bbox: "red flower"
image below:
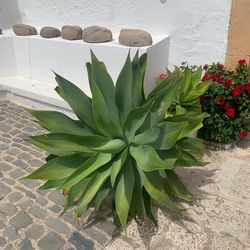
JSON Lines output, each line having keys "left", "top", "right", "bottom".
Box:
{"left": 239, "top": 130, "right": 248, "bottom": 139}
{"left": 203, "top": 64, "right": 208, "bottom": 70}
{"left": 218, "top": 97, "right": 225, "bottom": 106}
{"left": 159, "top": 73, "right": 167, "bottom": 79}
{"left": 217, "top": 64, "right": 224, "bottom": 70}
{"left": 202, "top": 74, "right": 211, "bottom": 81}
{"left": 200, "top": 95, "right": 205, "bottom": 103}
{"left": 232, "top": 85, "right": 242, "bottom": 97}
{"left": 224, "top": 80, "right": 232, "bottom": 86}
{"left": 244, "top": 82, "right": 250, "bottom": 94}
{"left": 238, "top": 59, "right": 246, "bottom": 65}
{"left": 224, "top": 104, "right": 235, "bottom": 117}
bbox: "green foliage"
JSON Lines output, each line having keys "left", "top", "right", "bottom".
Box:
{"left": 25, "top": 51, "right": 208, "bottom": 230}
{"left": 197, "top": 61, "right": 250, "bottom": 144}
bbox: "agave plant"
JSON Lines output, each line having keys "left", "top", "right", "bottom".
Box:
{"left": 25, "top": 51, "right": 209, "bottom": 230}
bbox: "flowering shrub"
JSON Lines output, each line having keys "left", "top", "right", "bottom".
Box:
{"left": 197, "top": 60, "right": 250, "bottom": 144}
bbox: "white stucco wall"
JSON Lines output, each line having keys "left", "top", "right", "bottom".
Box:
{"left": 0, "top": 0, "right": 232, "bottom": 66}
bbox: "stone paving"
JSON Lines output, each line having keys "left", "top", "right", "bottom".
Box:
{"left": 0, "top": 100, "right": 250, "bottom": 250}
{"left": 0, "top": 101, "right": 115, "bottom": 250}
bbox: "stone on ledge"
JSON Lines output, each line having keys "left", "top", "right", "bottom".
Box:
{"left": 40, "top": 26, "right": 61, "bottom": 38}
{"left": 0, "top": 28, "right": 2, "bottom": 35}
{"left": 13, "top": 24, "right": 37, "bottom": 36}
{"left": 61, "top": 25, "right": 82, "bottom": 40}
{"left": 82, "top": 26, "right": 112, "bottom": 43}
{"left": 119, "top": 29, "right": 153, "bottom": 47}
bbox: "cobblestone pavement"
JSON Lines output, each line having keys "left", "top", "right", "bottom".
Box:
{"left": 0, "top": 101, "right": 115, "bottom": 250}
{"left": 1, "top": 100, "right": 250, "bottom": 250}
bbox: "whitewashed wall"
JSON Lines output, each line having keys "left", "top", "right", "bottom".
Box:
{"left": 0, "top": 0, "right": 232, "bottom": 66}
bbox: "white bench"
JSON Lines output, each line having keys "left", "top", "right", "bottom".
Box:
{"left": 0, "top": 29, "right": 170, "bottom": 112}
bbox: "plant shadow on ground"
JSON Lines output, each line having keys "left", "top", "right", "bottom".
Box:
{"left": 79, "top": 166, "right": 216, "bottom": 249}
{"left": 135, "top": 166, "right": 217, "bottom": 248}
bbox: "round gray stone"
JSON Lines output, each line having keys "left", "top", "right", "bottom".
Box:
{"left": 40, "top": 26, "right": 61, "bottom": 38}
{"left": 62, "top": 25, "right": 82, "bottom": 40}
{"left": 119, "top": 28, "right": 153, "bottom": 47}
{"left": 13, "top": 24, "right": 37, "bottom": 36}
{"left": 82, "top": 26, "right": 112, "bottom": 43}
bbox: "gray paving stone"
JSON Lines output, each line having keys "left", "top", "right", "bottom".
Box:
{"left": 18, "top": 200, "right": 34, "bottom": 209}
{"left": 2, "top": 178, "right": 15, "bottom": 185}
{"left": 36, "top": 197, "right": 48, "bottom": 206}
{"left": 28, "top": 158, "right": 44, "bottom": 167}
{"left": 0, "top": 203, "right": 17, "bottom": 216}
{"left": 0, "top": 163, "right": 12, "bottom": 171}
{"left": 25, "top": 225, "right": 45, "bottom": 239}
{"left": 4, "top": 243, "right": 15, "bottom": 250}
{"left": 45, "top": 218, "right": 70, "bottom": 234}
{"left": 48, "top": 190, "right": 66, "bottom": 206}
{"left": 0, "top": 143, "right": 8, "bottom": 150}
{"left": 8, "top": 192, "right": 23, "bottom": 202}
{"left": 84, "top": 227, "right": 107, "bottom": 245}
{"left": 38, "top": 232, "right": 65, "bottom": 250}
{"left": 0, "top": 236, "right": 6, "bottom": 247}
{"left": 69, "top": 231, "right": 94, "bottom": 250}
{"left": 48, "top": 204, "right": 62, "bottom": 214}
{"left": 19, "top": 239, "right": 34, "bottom": 250}
{"left": 10, "top": 211, "right": 33, "bottom": 229}
{"left": 5, "top": 148, "right": 21, "bottom": 155}
{"left": 0, "top": 219, "right": 5, "bottom": 229}
{"left": 19, "top": 152, "right": 32, "bottom": 161}
{"left": 12, "top": 159, "right": 28, "bottom": 169}
{"left": 29, "top": 206, "right": 47, "bottom": 219}
{"left": 3, "top": 227, "right": 21, "bottom": 241}
{"left": 15, "top": 186, "right": 36, "bottom": 199}
{"left": 0, "top": 124, "right": 12, "bottom": 132}
{"left": 9, "top": 169, "right": 25, "bottom": 178}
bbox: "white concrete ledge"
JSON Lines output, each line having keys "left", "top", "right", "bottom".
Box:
{"left": 0, "top": 29, "right": 170, "bottom": 109}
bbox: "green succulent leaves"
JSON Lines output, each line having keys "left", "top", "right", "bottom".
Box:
{"left": 26, "top": 51, "right": 208, "bottom": 230}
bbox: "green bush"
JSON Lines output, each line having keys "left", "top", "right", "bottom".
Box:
{"left": 25, "top": 51, "right": 208, "bottom": 230}
{"left": 198, "top": 60, "right": 250, "bottom": 144}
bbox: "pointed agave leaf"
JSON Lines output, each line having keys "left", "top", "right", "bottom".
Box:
{"left": 132, "top": 51, "right": 144, "bottom": 107}
{"left": 75, "top": 165, "right": 111, "bottom": 217}
{"left": 28, "top": 110, "right": 92, "bottom": 135}
{"left": 91, "top": 82, "right": 123, "bottom": 137}
{"left": 91, "top": 51, "right": 121, "bottom": 127}
{"left": 124, "top": 100, "right": 154, "bottom": 143}
{"left": 61, "top": 177, "right": 91, "bottom": 215}
{"left": 95, "top": 181, "right": 111, "bottom": 211}
{"left": 165, "top": 113, "right": 210, "bottom": 139}
{"left": 177, "top": 137, "right": 205, "bottom": 156}
{"left": 139, "top": 53, "right": 147, "bottom": 87}
{"left": 39, "top": 178, "right": 67, "bottom": 190}
{"left": 132, "top": 168, "right": 146, "bottom": 218}
{"left": 164, "top": 170, "right": 194, "bottom": 201}
{"left": 54, "top": 72, "right": 96, "bottom": 129}
{"left": 115, "top": 52, "right": 133, "bottom": 123}
{"left": 110, "top": 148, "right": 128, "bottom": 187}
{"left": 133, "top": 121, "right": 188, "bottom": 150}
{"left": 176, "top": 147, "right": 208, "bottom": 166}
{"left": 115, "top": 158, "right": 134, "bottom": 230}
{"left": 130, "top": 145, "right": 175, "bottom": 172}
{"left": 61, "top": 153, "right": 112, "bottom": 189}
{"left": 25, "top": 153, "right": 90, "bottom": 180}
{"left": 138, "top": 169, "right": 182, "bottom": 211}
{"left": 45, "top": 154, "right": 57, "bottom": 162}
{"left": 142, "top": 189, "right": 157, "bottom": 225}
{"left": 30, "top": 133, "right": 125, "bottom": 155}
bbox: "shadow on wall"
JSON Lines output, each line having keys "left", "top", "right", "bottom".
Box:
{"left": 0, "top": 0, "right": 22, "bottom": 28}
